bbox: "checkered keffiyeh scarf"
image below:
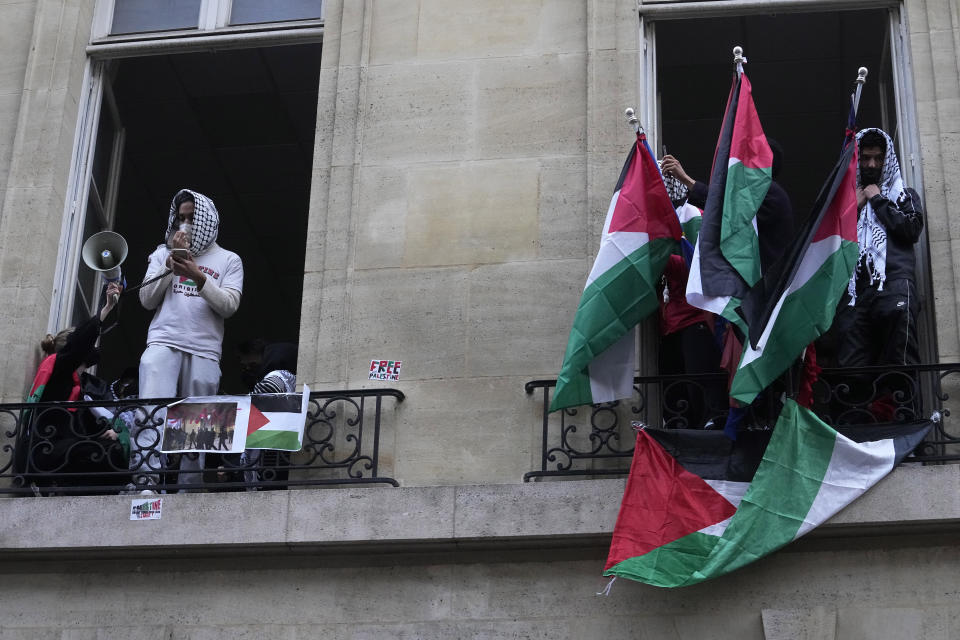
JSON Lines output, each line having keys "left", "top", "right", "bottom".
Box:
{"left": 848, "top": 128, "right": 905, "bottom": 304}
{"left": 165, "top": 188, "right": 219, "bottom": 254}
{"left": 658, "top": 159, "right": 689, "bottom": 204}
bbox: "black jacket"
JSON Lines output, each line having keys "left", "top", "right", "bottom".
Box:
{"left": 855, "top": 187, "right": 924, "bottom": 291}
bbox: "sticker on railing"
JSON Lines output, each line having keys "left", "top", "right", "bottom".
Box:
{"left": 130, "top": 497, "right": 163, "bottom": 520}
{"left": 369, "top": 359, "right": 402, "bottom": 381}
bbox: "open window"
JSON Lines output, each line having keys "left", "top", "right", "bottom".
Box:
{"left": 640, "top": 5, "right": 932, "bottom": 377}
{"left": 51, "top": 2, "right": 323, "bottom": 392}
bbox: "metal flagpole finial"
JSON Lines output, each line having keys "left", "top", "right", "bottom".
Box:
{"left": 852, "top": 66, "right": 869, "bottom": 117}
{"left": 625, "top": 107, "right": 642, "bottom": 133}
{"left": 733, "top": 45, "right": 747, "bottom": 74}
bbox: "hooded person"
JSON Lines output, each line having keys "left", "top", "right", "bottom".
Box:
{"left": 835, "top": 128, "right": 924, "bottom": 370}
{"left": 134, "top": 188, "right": 244, "bottom": 491}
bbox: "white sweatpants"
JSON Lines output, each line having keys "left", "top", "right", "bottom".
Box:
{"left": 135, "top": 345, "right": 221, "bottom": 489}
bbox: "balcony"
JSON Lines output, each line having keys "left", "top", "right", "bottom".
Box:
{"left": 524, "top": 363, "right": 960, "bottom": 481}
{"left": 0, "top": 388, "right": 403, "bottom": 495}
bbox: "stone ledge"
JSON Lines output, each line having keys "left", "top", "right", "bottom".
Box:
{"left": 0, "top": 464, "right": 957, "bottom": 560}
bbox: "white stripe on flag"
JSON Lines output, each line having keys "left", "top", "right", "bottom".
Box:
{"left": 587, "top": 330, "right": 637, "bottom": 403}
{"left": 793, "top": 433, "right": 895, "bottom": 539}
{"left": 700, "top": 479, "right": 750, "bottom": 537}
{"left": 685, "top": 241, "right": 732, "bottom": 315}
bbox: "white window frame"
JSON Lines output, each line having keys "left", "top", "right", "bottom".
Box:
{"left": 47, "top": 0, "right": 325, "bottom": 333}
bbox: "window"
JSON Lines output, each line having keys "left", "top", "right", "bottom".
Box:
{"left": 111, "top": 0, "right": 202, "bottom": 34}
{"left": 95, "top": 0, "right": 324, "bottom": 38}
{"left": 637, "top": 3, "right": 931, "bottom": 381}
{"left": 50, "top": 2, "right": 324, "bottom": 390}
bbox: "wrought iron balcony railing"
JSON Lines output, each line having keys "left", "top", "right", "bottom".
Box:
{"left": 0, "top": 388, "right": 403, "bottom": 495}
{"left": 524, "top": 363, "right": 960, "bottom": 481}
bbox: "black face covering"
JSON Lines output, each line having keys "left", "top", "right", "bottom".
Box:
{"left": 860, "top": 166, "right": 882, "bottom": 187}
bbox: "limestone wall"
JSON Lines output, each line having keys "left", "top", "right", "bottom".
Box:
{"left": 300, "top": 0, "right": 640, "bottom": 486}
{"left": 0, "top": 0, "right": 93, "bottom": 402}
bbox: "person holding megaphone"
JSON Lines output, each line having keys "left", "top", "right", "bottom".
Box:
{"left": 133, "top": 188, "right": 244, "bottom": 491}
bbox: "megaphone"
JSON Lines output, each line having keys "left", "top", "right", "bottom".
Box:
{"left": 82, "top": 230, "right": 128, "bottom": 303}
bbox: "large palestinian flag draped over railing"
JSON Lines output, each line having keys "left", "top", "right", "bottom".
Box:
{"left": 730, "top": 135, "right": 860, "bottom": 404}
{"left": 687, "top": 71, "right": 770, "bottom": 328}
{"left": 603, "top": 399, "right": 933, "bottom": 588}
{"left": 550, "top": 134, "right": 682, "bottom": 412}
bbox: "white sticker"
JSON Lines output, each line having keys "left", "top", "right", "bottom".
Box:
{"left": 130, "top": 497, "right": 163, "bottom": 520}
{"left": 368, "top": 359, "right": 402, "bottom": 381}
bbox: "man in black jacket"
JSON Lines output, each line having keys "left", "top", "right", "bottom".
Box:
{"left": 836, "top": 127, "right": 924, "bottom": 369}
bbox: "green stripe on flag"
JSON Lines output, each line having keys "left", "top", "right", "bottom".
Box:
{"left": 605, "top": 531, "right": 717, "bottom": 588}
{"left": 246, "top": 430, "right": 302, "bottom": 451}
{"left": 721, "top": 163, "right": 771, "bottom": 286}
{"left": 698, "top": 400, "right": 836, "bottom": 579}
{"left": 551, "top": 236, "right": 677, "bottom": 411}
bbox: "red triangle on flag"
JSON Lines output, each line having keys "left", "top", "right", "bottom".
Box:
{"left": 247, "top": 403, "right": 270, "bottom": 437}
{"left": 604, "top": 430, "right": 738, "bottom": 571}
{"left": 608, "top": 138, "right": 682, "bottom": 241}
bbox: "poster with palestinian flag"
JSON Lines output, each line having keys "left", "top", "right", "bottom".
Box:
{"left": 246, "top": 385, "right": 311, "bottom": 451}
{"left": 603, "top": 399, "right": 933, "bottom": 588}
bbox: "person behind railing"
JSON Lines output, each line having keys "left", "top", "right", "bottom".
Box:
{"left": 134, "top": 189, "right": 244, "bottom": 492}
{"left": 655, "top": 163, "right": 724, "bottom": 429}
{"left": 833, "top": 128, "right": 924, "bottom": 421}
{"left": 20, "top": 282, "right": 129, "bottom": 494}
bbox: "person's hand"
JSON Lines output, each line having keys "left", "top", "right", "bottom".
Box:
{"left": 170, "top": 229, "right": 190, "bottom": 249}
{"left": 100, "top": 281, "right": 123, "bottom": 320}
{"left": 661, "top": 155, "right": 695, "bottom": 188}
{"left": 856, "top": 187, "right": 868, "bottom": 210}
{"left": 170, "top": 251, "right": 207, "bottom": 290}
{"left": 99, "top": 428, "right": 119, "bottom": 441}
{"left": 863, "top": 184, "right": 881, "bottom": 200}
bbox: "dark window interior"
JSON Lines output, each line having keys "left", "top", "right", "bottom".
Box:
{"left": 98, "top": 43, "right": 320, "bottom": 393}
{"left": 656, "top": 9, "right": 896, "bottom": 218}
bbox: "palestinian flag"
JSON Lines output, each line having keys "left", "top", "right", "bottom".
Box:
{"left": 686, "top": 71, "right": 770, "bottom": 329}
{"left": 550, "top": 134, "right": 681, "bottom": 412}
{"left": 603, "top": 399, "right": 932, "bottom": 588}
{"left": 731, "top": 136, "right": 859, "bottom": 404}
{"left": 246, "top": 384, "right": 310, "bottom": 450}
{"left": 720, "top": 73, "right": 772, "bottom": 287}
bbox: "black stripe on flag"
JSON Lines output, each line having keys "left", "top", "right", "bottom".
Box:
{"left": 646, "top": 416, "right": 934, "bottom": 483}
{"left": 252, "top": 393, "right": 302, "bottom": 413}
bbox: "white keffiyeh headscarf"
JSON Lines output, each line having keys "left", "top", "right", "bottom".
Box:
{"left": 848, "top": 128, "right": 905, "bottom": 305}
{"left": 165, "top": 188, "right": 220, "bottom": 255}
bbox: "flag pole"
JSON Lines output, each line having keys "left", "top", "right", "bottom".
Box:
{"left": 733, "top": 45, "right": 746, "bottom": 76}
{"left": 852, "top": 66, "right": 868, "bottom": 118}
